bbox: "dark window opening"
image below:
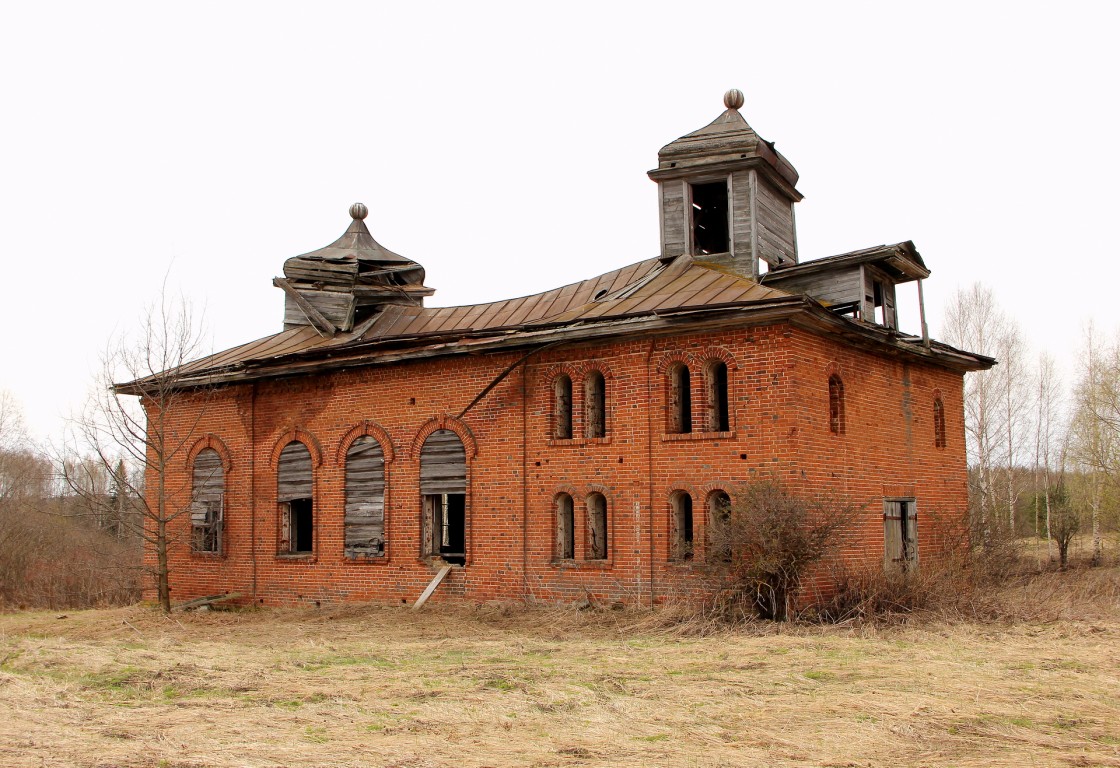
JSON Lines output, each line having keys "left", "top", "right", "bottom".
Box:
{"left": 426, "top": 493, "right": 466, "bottom": 565}
{"left": 587, "top": 493, "right": 608, "bottom": 560}
{"left": 671, "top": 492, "right": 694, "bottom": 561}
{"left": 934, "top": 398, "right": 946, "bottom": 449}
{"left": 553, "top": 374, "right": 573, "bottom": 440}
{"left": 277, "top": 441, "right": 314, "bottom": 555}
{"left": 707, "top": 361, "right": 729, "bottom": 432}
{"left": 669, "top": 363, "right": 692, "bottom": 434}
{"left": 584, "top": 370, "right": 606, "bottom": 438}
{"left": 691, "top": 181, "right": 729, "bottom": 255}
{"left": 420, "top": 429, "right": 468, "bottom": 565}
{"left": 286, "top": 498, "right": 314, "bottom": 554}
{"left": 828, "top": 375, "right": 845, "bottom": 435}
{"left": 556, "top": 493, "right": 574, "bottom": 559}
{"left": 708, "top": 491, "right": 732, "bottom": 563}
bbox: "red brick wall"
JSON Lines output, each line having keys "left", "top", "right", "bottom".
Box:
{"left": 144, "top": 320, "right": 969, "bottom": 607}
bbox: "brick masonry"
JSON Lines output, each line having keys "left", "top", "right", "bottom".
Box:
{"left": 144, "top": 317, "right": 967, "bottom": 608}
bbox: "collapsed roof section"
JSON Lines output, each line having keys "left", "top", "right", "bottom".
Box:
{"left": 276, "top": 202, "right": 434, "bottom": 336}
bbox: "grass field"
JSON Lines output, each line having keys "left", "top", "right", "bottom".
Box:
{"left": 1, "top": 570, "right": 1118, "bottom": 767}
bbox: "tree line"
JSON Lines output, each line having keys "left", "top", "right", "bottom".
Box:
{"left": 943, "top": 284, "right": 1120, "bottom": 568}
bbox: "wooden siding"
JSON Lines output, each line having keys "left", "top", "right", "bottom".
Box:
{"left": 771, "top": 266, "right": 863, "bottom": 308}
{"left": 191, "top": 448, "right": 223, "bottom": 524}
{"left": 345, "top": 436, "right": 385, "bottom": 556}
{"left": 660, "top": 180, "right": 687, "bottom": 258}
{"left": 730, "top": 169, "right": 755, "bottom": 275}
{"left": 277, "top": 442, "right": 313, "bottom": 501}
{"left": 755, "top": 177, "right": 797, "bottom": 267}
{"left": 283, "top": 289, "right": 356, "bottom": 331}
{"left": 419, "top": 430, "right": 466, "bottom": 495}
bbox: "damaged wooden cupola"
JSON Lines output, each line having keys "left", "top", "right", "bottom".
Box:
{"left": 124, "top": 89, "right": 992, "bottom": 609}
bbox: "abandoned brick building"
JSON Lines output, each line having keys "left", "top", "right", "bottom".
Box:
{"left": 127, "top": 90, "right": 992, "bottom": 607}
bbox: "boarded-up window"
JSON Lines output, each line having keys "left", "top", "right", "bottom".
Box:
{"left": 884, "top": 499, "right": 917, "bottom": 568}
{"left": 670, "top": 492, "right": 694, "bottom": 561}
{"left": 191, "top": 448, "right": 223, "bottom": 554}
{"left": 669, "top": 363, "right": 692, "bottom": 434}
{"left": 553, "top": 374, "right": 573, "bottom": 440}
{"left": 584, "top": 370, "right": 606, "bottom": 438}
{"left": 345, "top": 436, "right": 385, "bottom": 558}
{"left": 277, "top": 441, "right": 313, "bottom": 554}
{"left": 706, "top": 361, "right": 729, "bottom": 432}
{"left": 934, "top": 398, "right": 946, "bottom": 449}
{"left": 421, "top": 430, "right": 467, "bottom": 564}
{"left": 555, "top": 493, "right": 574, "bottom": 559}
{"left": 587, "top": 493, "right": 608, "bottom": 560}
{"left": 708, "top": 490, "right": 731, "bottom": 562}
{"left": 828, "top": 375, "right": 845, "bottom": 435}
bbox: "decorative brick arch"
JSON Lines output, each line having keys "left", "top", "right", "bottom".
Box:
{"left": 655, "top": 350, "right": 693, "bottom": 375}
{"left": 825, "top": 360, "right": 844, "bottom": 379}
{"left": 334, "top": 420, "right": 396, "bottom": 466}
{"left": 665, "top": 482, "right": 699, "bottom": 499}
{"left": 269, "top": 428, "right": 324, "bottom": 468}
{"left": 538, "top": 363, "right": 579, "bottom": 389}
{"left": 185, "top": 433, "right": 233, "bottom": 473}
{"left": 570, "top": 359, "right": 615, "bottom": 384}
{"left": 582, "top": 483, "right": 611, "bottom": 500}
{"left": 696, "top": 346, "right": 738, "bottom": 371}
{"left": 552, "top": 483, "right": 580, "bottom": 499}
{"left": 409, "top": 414, "right": 478, "bottom": 460}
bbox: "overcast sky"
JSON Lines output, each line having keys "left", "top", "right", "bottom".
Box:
{"left": 2, "top": 1, "right": 1118, "bottom": 443}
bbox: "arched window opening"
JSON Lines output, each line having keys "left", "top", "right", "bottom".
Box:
{"left": 584, "top": 370, "right": 606, "bottom": 438}
{"left": 586, "top": 493, "right": 608, "bottom": 560}
{"left": 828, "top": 375, "right": 845, "bottom": 435}
{"left": 670, "top": 492, "right": 694, "bottom": 561}
{"left": 706, "top": 360, "right": 729, "bottom": 432}
{"left": 668, "top": 363, "right": 692, "bottom": 434}
{"left": 191, "top": 448, "right": 224, "bottom": 554}
{"left": 553, "top": 374, "right": 573, "bottom": 440}
{"left": 345, "top": 436, "right": 386, "bottom": 558}
{"left": 708, "top": 490, "right": 732, "bottom": 563}
{"left": 934, "top": 398, "right": 946, "bottom": 449}
{"left": 277, "top": 441, "right": 314, "bottom": 554}
{"left": 420, "top": 429, "right": 467, "bottom": 565}
{"left": 555, "top": 493, "right": 575, "bottom": 559}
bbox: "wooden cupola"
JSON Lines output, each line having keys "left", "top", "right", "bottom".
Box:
{"left": 275, "top": 203, "right": 434, "bottom": 336}
{"left": 648, "top": 89, "right": 803, "bottom": 279}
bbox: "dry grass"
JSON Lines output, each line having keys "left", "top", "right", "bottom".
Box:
{"left": 1, "top": 572, "right": 1119, "bottom": 767}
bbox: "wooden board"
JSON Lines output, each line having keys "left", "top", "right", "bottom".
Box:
{"left": 419, "top": 430, "right": 466, "bottom": 495}
{"left": 277, "top": 442, "right": 313, "bottom": 502}
{"left": 345, "top": 436, "right": 385, "bottom": 556}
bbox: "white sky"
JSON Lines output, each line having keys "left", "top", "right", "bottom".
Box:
{"left": 2, "top": 1, "right": 1118, "bottom": 443}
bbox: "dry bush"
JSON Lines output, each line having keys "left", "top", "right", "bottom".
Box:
{"left": 0, "top": 501, "right": 141, "bottom": 610}
{"left": 701, "top": 481, "right": 858, "bottom": 621}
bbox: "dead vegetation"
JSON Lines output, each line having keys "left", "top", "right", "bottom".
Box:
{"left": 1, "top": 567, "right": 1118, "bottom": 768}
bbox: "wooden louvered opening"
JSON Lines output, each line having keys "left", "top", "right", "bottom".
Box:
{"left": 884, "top": 499, "right": 917, "bottom": 569}
{"left": 345, "top": 436, "right": 386, "bottom": 558}
{"left": 277, "top": 442, "right": 314, "bottom": 555}
{"left": 668, "top": 363, "right": 692, "bottom": 434}
{"left": 420, "top": 430, "right": 467, "bottom": 565}
{"left": 584, "top": 371, "right": 606, "bottom": 439}
{"left": 553, "top": 374, "right": 573, "bottom": 440}
{"left": 587, "top": 493, "right": 608, "bottom": 560}
{"left": 690, "top": 181, "right": 729, "bottom": 256}
{"left": 670, "top": 492, "right": 694, "bottom": 561}
{"left": 555, "top": 493, "right": 574, "bottom": 560}
{"left": 707, "top": 490, "right": 732, "bottom": 563}
{"left": 191, "top": 448, "right": 224, "bottom": 554}
{"left": 706, "top": 360, "right": 729, "bottom": 432}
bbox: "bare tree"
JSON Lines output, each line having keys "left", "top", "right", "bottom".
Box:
{"left": 62, "top": 291, "right": 208, "bottom": 612}
{"left": 1031, "top": 352, "right": 1064, "bottom": 563}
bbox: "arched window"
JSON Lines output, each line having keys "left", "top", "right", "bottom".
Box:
{"left": 191, "top": 448, "right": 224, "bottom": 554}
{"left": 586, "top": 493, "right": 608, "bottom": 560}
{"left": 828, "top": 375, "right": 845, "bottom": 435}
{"left": 668, "top": 363, "right": 692, "bottom": 434}
{"left": 345, "top": 436, "right": 385, "bottom": 558}
{"left": 555, "top": 493, "right": 575, "bottom": 559}
{"left": 934, "top": 397, "right": 946, "bottom": 449}
{"left": 584, "top": 370, "right": 606, "bottom": 438}
{"left": 707, "top": 490, "right": 732, "bottom": 562}
{"left": 420, "top": 429, "right": 467, "bottom": 565}
{"left": 553, "top": 374, "right": 573, "bottom": 440}
{"left": 277, "top": 441, "right": 314, "bottom": 554}
{"left": 670, "top": 491, "right": 694, "bottom": 561}
{"left": 706, "top": 360, "right": 729, "bottom": 432}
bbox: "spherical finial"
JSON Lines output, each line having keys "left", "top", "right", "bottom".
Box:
{"left": 723, "top": 89, "right": 745, "bottom": 110}
{"left": 349, "top": 202, "right": 368, "bottom": 220}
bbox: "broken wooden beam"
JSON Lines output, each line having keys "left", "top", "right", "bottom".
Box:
{"left": 413, "top": 565, "right": 452, "bottom": 610}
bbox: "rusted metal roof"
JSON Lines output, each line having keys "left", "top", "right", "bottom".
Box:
{"left": 123, "top": 249, "right": 992, "bottom": 394}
